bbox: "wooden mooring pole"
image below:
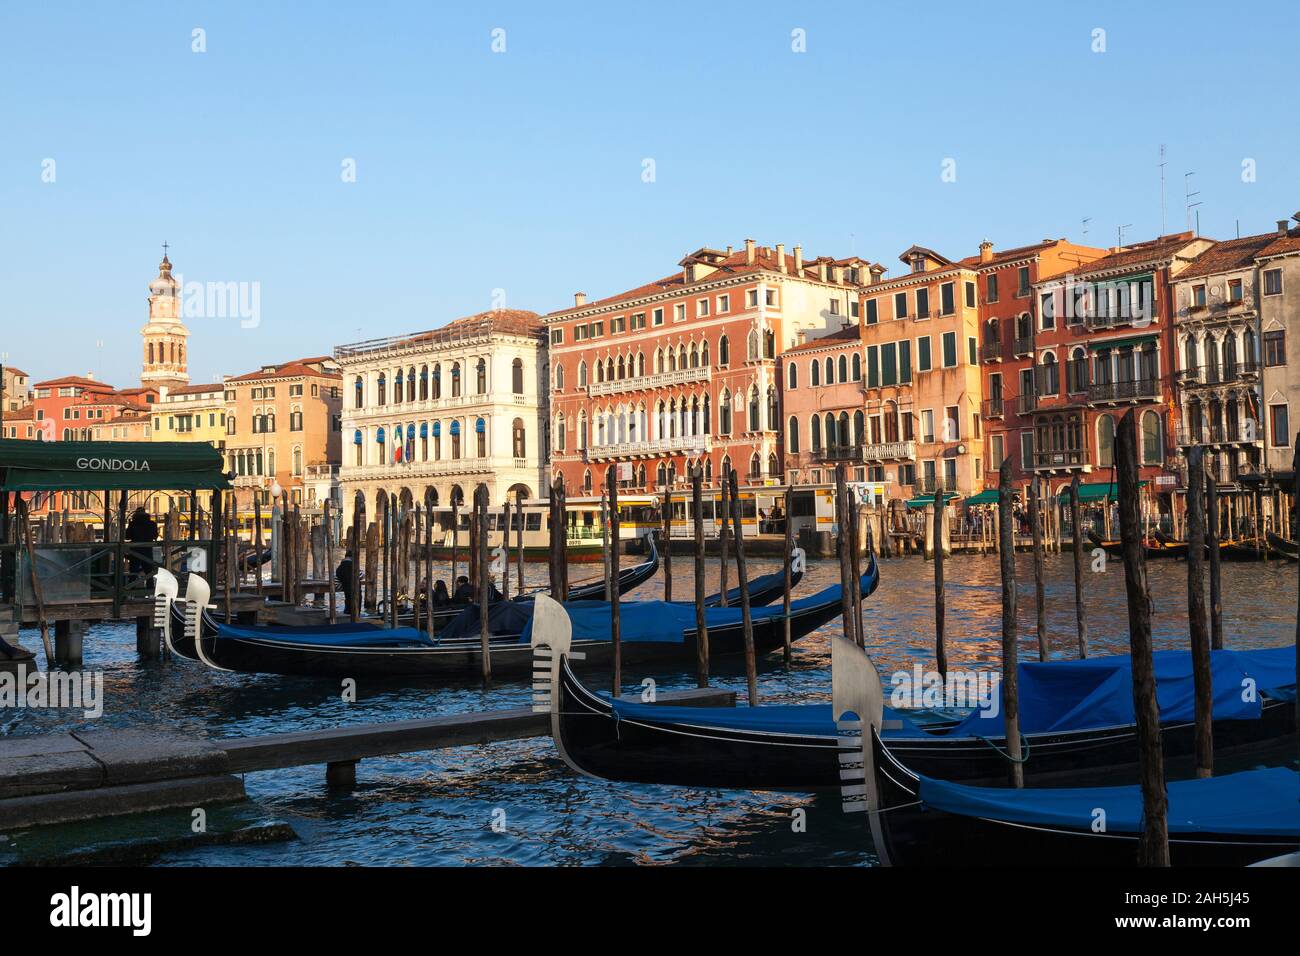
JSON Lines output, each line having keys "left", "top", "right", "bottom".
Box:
{"left": 424, "top": 489, "right": 436, "bottom": 642}
{"left": 933, "top": 486, "right": 946, "bottom": 675}
{"left": 1206, "top": 477, "right": 1224, "bottom": 650}
{"left": 1069, "top": 474, "right": 1088, "bottom": 658}
{"left": 849, "top": 491, "right": 864, "bottom": 648}
{"left": 835, "top": 466, "right": 857, "bottom": 646}
{"left": 691, "top": 466, "right": 709, "bottom": 687}
{"left": 782, "top": 486, "right": 794, "bottom": 665}
{"left": 1117, "top": 410, "right": 1169, "bottom": 866}
{"left": 997, "top": 458, "right": 1023, "bottom": 788}
{"left": 500, "top": 497, "right": 511, "bottom": 601}
{"left": 662, "top": 487, "right": 672, "bottom": 601}
{"left": 1184, "top": 445, "right": 1214, "bottom": 779}
{"left": 1031, "top": 475, "right": 1047, "bottom": 661}
{"left": 607, "top": 467, "right": 622, "bottom": 698}
{"left": 475, "top": 485, "right": 492, "bottom": 686}
{"left": 718, "top": 474, "right": 730, "bottom": 607}
{"left": 728, "top": 469, "right": 757, "bottom": 705}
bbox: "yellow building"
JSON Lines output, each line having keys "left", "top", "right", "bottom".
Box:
{"left": 151, "top": 382, "right": 227, "bottom": 449}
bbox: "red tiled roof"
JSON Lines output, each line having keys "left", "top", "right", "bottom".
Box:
{"left": 4, "top": 367, "right": 29, "bottom": 377}
{"left": 1066, "top": 233, "right": 1204, "bottom": 279}
{"left": 32, "top": 375, "right": 116, "bottom": 389}
{"left": 227, "top": 359, "right": 343, "bottom": 383}
{"left": 1256, "top": 228, "right": 1300, "bottom": 260}
{"left": 783, "top": 324, "right": 862, "bottom": 353}
{"left": 955, "top": 239, "right": 1073, "bottom": 270}
{"left": 1179, "top": 234, "right": 1278, "bottom": 279}
{"left": 403, "top": 309, "right": 543, "bottom": 344}
{"left": 4, "top": 405, "right": 35, "bottom": 421}
{"left": 167, "top": 382, "right": 225, "bottom": 395}
{"left": 545, "top": 246, "right": 857, "bottom": 318}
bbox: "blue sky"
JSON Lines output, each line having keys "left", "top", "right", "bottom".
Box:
{"left": 2, "top": 0, "right": 1298, "bottom": 388}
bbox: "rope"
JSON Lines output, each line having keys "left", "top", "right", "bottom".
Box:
{"left": 972, "top": 732, "right": 1031, "bottom": 764}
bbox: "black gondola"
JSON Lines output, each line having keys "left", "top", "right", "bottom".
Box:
{"left": 1266, "top": 531, "right": 1300, "bottom": 561}
{"left": 535, "top": 598, "right": 1295, "bottom": 791}
{"left": 160, "top": 555, "right": 862, "bottom": 678}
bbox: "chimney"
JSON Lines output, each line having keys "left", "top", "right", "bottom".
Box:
{"left": 574, "top": 292, "right": 586, "bottom": 307}
{"left": 86, "top": 372, "right": 95, "bottom": 381}
{"left": 726, "top": 245, "right": 733, "bottom": 255}
{"left": 1279, "top": 220, "right": 1290, "bottom": 237}
{"left": 979, "top": 240, "right": 993, "bottom": 264}
{"left": 794, "top": 244, "right": 803, "bottom": 274}
{"left": 744, "top": 238, "right": 755, "bottom": 265}
{"left": 776, "top": 243, "right": 786, "bottom": 272}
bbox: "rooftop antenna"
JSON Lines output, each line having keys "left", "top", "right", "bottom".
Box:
{"left": 1117, "top": 223, "right": 1132, "bottom": 248}
{"left": 1159, "top": 145, "right": 1167, "bottom": 235}
{"left": 1184, "top": 172, "right": 1202, "bottom": 233}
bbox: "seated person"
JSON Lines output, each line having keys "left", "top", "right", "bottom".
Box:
{"left": 432, "top": 579, "right": 450, "bottom": 606}
{"left": 451, "top": 575, "right": 474, "bottom": 603}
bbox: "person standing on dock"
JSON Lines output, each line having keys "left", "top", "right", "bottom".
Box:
{"left": 336, "top": 551, "right": 356, "bottom": 617}
{"left": 125, "top": 507, "right": 158, "bottom": 584}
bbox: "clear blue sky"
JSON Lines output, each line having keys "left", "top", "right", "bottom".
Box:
{"left": 3, "top": 1, "right": 1298, "bottom": 388}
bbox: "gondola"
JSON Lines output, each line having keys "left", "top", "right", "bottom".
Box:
{"left": 865, "top": 728, "right": 1300, "bottom": 866}
{"left": 158, "top": 555, "right": 868, "bottom": 678}
{"left": 1084, "top": 528, "right": 1123, "bottom": 557}
{"left": 536, "top": 596, "right": 1295, "bottom": 790}
{"left": 1266, "top": 531, "right": 1300, "bottom": 561}
{"left": 822, "top": 631, "right": 1300, "bottom": 867}
{"left": 239, "top": 548, "right": 273, "bottom": 572}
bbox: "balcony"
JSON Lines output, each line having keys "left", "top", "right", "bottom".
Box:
{"left": 980, "top": 341, "right": 1003, "bottom": 362}
{"left": 862, "top": 440, "right": 915, "bottom": 461}
{"left": 1175, "top": 425, "right": 1259, "bottom": 447}
{"left": 1087, "top": 379, "right": 1161, "bottom": 404}
{"left": 915, "top": 475, "right": 953, "bottom": 496}
{"left": 1012, "top": 335, "right": 1034, "bottom": 357}
{"left": 983, "top": 397, "right": 1005, "bottom": 419}
{"left": 1176, "top": 361, "right": 1260, "bottom": 389}
{"left": 1031, "top": 448, "right": 1090, "bottom": 470}
{"left": 588, "top": 365, "right": 711, "bottom": 397}
{"left": 585, "top": 434, "right": 713, "bottom": 461}
{"left": 811, "top": 444, "right": 864, "bottom": 463}
{"left": 1016, "top": 393, "right": 1037, "bottom": 415}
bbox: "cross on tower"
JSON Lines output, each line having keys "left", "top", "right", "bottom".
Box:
{"left": 162, "top": 241, "right": 170, "bottom": 258}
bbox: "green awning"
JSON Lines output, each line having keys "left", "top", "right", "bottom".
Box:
{"left": 1065, "top": 480, "right": 1147, "bottom": 503}
{"left": 905, "top": 491, "right": 961, "bottom": 509}
{"left": 1086, "top": 334, "right": 1157, "bottom": 352}
{"left": 964, "top": 489, "right": 1000, "bottom": 505}
{"left": 0, "top": 438, "right": 230, "bottom": 492}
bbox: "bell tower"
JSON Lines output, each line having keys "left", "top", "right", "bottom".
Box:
{"left": 140, "top": 243, "right": 190, "bottom": 392}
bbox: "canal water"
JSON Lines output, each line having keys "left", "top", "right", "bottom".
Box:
{"left": 4, "top": 553, "right": 1295, "bottom": 866}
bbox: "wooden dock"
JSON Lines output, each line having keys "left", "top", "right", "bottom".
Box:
{"left": 1, "top": 686, "right": 736, "bottom": 826}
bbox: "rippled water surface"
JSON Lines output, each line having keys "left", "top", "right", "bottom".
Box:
{"left": 5, "top": 553, "right": 1295, "bottom": 865}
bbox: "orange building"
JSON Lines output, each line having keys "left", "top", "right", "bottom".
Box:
{"left": 223, "top": 356, "right": 343, "bottom": 516}
{"left": 546, "top": 239, "right": 869, "bottom": 495}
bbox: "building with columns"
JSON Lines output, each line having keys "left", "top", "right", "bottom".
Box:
{"left": 336, "top": 309, "right": 547, "bottom": 531}
{"left": 546, "top": 239, "right": 868, "bottom": 496}
{"left": 140, "top": 249, "right": 190, "bottom": 393}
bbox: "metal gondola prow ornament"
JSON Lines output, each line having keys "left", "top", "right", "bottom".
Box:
{"left": 530, "top": 594, "right": 572, "bottom": 715}
{"left": 153, "top": 567, "right": 179, "bottom": 653}
{"left": 831, "top": 630, "right": 892, "bottom": 865}
{"left": 183, "top": 573, "right": 232, "bottom": 672}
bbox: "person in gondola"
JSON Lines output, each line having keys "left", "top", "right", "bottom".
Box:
{"left": 452, "top": 575, "right": 473, "bottom": 603}
{"left": 125, "top": 507, "right": 158, "bottom": 583}
{"left": 335, "top": 551, "right": 355, "bottom": 616}
{"left": 432, "top": 579, "right": 450, "bottom": 607}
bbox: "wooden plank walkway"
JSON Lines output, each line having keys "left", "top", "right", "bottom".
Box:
{"left": 222, "top": 687, "right": 736, "bottom": 774}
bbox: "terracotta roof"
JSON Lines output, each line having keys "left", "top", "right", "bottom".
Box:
{"left": 1256, "top": 227, "right": 1300, "bottom": 260}
{"left": 1066, "top": 233, "right": 1203, "bottom": 279}
{"left": 955, "top": 239, "right": 1074, "bottom": 270}
{"left": 3, "top": 367, "right": 29, "bottom": 377}
{"left": 227, "top": 359, "right": 343, "bottom": 383}
{"left": 545, "top": 246, "right": 858, "bottom": 318}
{"left": 166, "top": 382, "right": 225, "bottom": 396}
{"left": 1179, "top": 234, "right": 1277, "bottom": 279}
{"left": 3, "top": 405, "right": 35, "bottom": 421}
{"left": 404, "top": 309, "right": 543, "bottom": 343}
{"left": 32, "top": 375, "right": 115, "bottom": 389}
{"left": 783, "top": 324, "right": 862, "bottom": 353}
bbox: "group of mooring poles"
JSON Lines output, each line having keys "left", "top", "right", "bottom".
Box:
{"left": 983, "top": 409, "right": 1246, "bottom": 865}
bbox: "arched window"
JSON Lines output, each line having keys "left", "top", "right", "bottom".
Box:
{"left": 854, "top": 410, "right": 865, "bottom": 447}
{"left": 394, "top": 369, "right": 404, "bottom": 403}
{"left": 377, "top": 373, "right": 387, "bottom": 405}
{"left": 637, "top": 351, "right": 646, "bottom": 376}
{"left": 451, "top": 363, "right": 462, "bottom": 397}
{"left": 606, "top": 358, "right": 615, "bottom": 381}
{"left": 1042, "top": 352, "right": 1059, "bottom": 395}
{"left": 768, "top": 453, "right": 779, "bottom": 478}
{"left": 354, "top": 376, "right": 364, "bottom": 409}
{"left": 583, "top": 469, "right": 593, "bottom": 494}
{"left": 476, "top": 417, "right": 487, "bottom": 457}
{"left": 824, "top": 357, "right": 834, "bottom": 385}
{"left": 719, "top": 389, "right": 732, "bottom": 435}
{"left": 852, "top": 353, "right": 862, "bottom": 381}
{"left": 766, "top": 386, "right": 778, "bottom": 430}
{"left": 512, "top": 418, "right": 526, "bottom": 458}
{"left": 1243, "top": 328, "right": 1257, "bottom": 367}
{"left": 750, "top": 453, "right": 762, "bottom": 478}
{"left": 420, "top": 365, "right": 429, "bottom": 401}
{"left": 788, "top": 416, "right": 801, "bottom": 454}
{"left": 512, "top": 358, "right": 524, "bottom": 394}
{"left": 748, "top": 387, "right": 760, "bottom": 432}
{"left": 1141, "top": 410, "right": 1162, "bottom": 465}
{"left": 1223, "top": 335, "right": 1238, "bottom": 378}
{"left": 1184, "top": 336, "right": 1198, "bottom": 375}
{"left": 555, "top": 364, "right": 564, "bottom": 390}
{"left": 1096, "top": 414, "right": 1116, "bottom": 468}
{"left": 788, "top": 363, "right": 798, "bottom": 389}
{"left": 748, "top": 329, "right": 760, "bottom": 360}
{"left": 407, "top": 366, "right": 416, "bottom": 402}
{"left": 616, "top": 356, "right": 625, "bottom": 380}
{"left": 450, "top": 419, "right": 462, "bottom": 458}
{"left": 811, "top": 360, "right": 820, "bottom": 387}
{"left": 838, "top": 354, "right": 848, "bottom": 383}
{"left": 578, "top": 361, "right": 588, "bottom": 387}
{"left": 147, "top": 342, "right": 154, "bottom": 365}
{"left": 432, "top": 363, "right": 442, "bottom": 399}
{"left": 700, "top": 341, "right": 709, "bottom": 366}
{"left": 690, "top": 343, "right": 699, "bottom": 368}
{"left": 476, "top": 359, "right": 487, "bottom": 394}
{"left": 555, "top": 413, "right": 566, "bottom": 452}
{"left": 718, "top": 335, "right": 730, "bottom": 366}
{"left": 678, "top": 345, "right": 687, "bottom": 370}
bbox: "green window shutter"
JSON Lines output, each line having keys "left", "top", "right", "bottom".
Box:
{"left": 899, "top": 340, "right": 912, "bottom": 383}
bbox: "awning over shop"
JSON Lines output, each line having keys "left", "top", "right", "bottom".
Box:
{"left": 964, "top": 489, "right": 1000, "bottom": 506}
{"left": 1066, "top": 481, "right": 1147, "bottom": 503}
{"left": 909, "top": 494, "right": 961, "bottom": 509}
{"left": 0, "top": 438, "right": 230, "bottom": 492}
{"left": 1086, "top": 334, "right": 1158, "bottom": 352}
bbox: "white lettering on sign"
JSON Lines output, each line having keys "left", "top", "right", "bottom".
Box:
{"left": 75, "top": 458, "right": 151, "bottom": 472}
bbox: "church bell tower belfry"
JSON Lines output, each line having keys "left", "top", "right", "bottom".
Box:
{"left": 140, "top": 243, "right": 190, "bottom": 392}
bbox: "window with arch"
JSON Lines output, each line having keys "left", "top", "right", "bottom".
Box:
{"left": 451, "top": 420, "right": 462, "bottom": 458}
{"left": 407, "top": 366, "right": 416, "bottom": 402}
{"left": 451, "top": 363, "right": 462, "bottom": 398}
{"left": 476, "top": 359, "right": 488, "bottom": 394}
{"left": 852, "top": 353, "right": 862, "bottom": 381}
{"left": 354, "top": 376, "right": 364, "bottom": 409}
{"left": 788, "top": 416, "right": 800, "bottom": 454}
{"left": 394, "top": 369, "right": 404, "bottom": 403}
{"left": 1096, "top": 414, "right": 1116, "bottom": 468}
{"left": 748, "top": 329, "right": 760, "bottom": 360}
{"left": 637, "top": 351, "right": 646, "bottom": 376}
{"left": 788, "top": 363, "right": 798, "bottom": 389}
{"left": 750, "top": 453, "right": 762, "bottom": 478}
{"left": 555, "top": 413, "right": 566, "bottom": 452}
{"left": 768, "top": 452, "right": 779, "bottom": 478}
{"left": 578, "top": 361, "right": 588, "bottom": 387}
{"left": 766, "top": 386, "right": 778, "bottom": 430}
{"left": 811, "top": 360, "right": 820, "bottom": 387}
{"left": 1184, "top": 336, "right": 1198, "bottom": 375}
{"left": 432, "top": 363, "right": 442, "bottom": 399}
{"left": 1141, "top": 411, "right": 1163, "bottom": 465}
{"left": 377, "top": 373, "right": 387, "bottom": 405}
{"left": 555, "top": 365, "right": 564, "bottom": 391}
{"left": 824, "top": 357, "right": 834, "bottom": 385}
{"left": 512, "top": 358, "right": 524, "bottom": 394}
{"left": 718, "top": 335, "right": 730, "bottom": 366}
{"left": 419, "top": 365, "right": 429, "bottom": 401}
{"left": 811, "top": 416, "right": 822, "bottom": 452}
{"left": 583, "top": 469, "right": 593, "bottom": 494}
{"left": 476, "top": 418, "right": 487, "bottom": 457}
{"left": 512, "top": 418, "right": 525, "bottom": 458}
{"left": 719, "top": 389, "right": 732, "bottom": 435}
{"left": 690, "top": 343, "right": 699, "bottom": 368}
{"left": 748, "top": 387, "right": 760, "bottom": 431}
{"left": 838, "top": 354, "right": 848, "bottom": 382}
